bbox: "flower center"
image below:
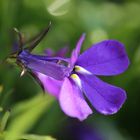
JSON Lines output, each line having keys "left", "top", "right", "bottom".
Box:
{"left": 70, "top": 65, "right": 91, "bottom": 89}
{"left": 74, "top": 65, "right": 92, "bottom": 75}
{"left": 70, "top": 74, "right": 82, "bottom": 88}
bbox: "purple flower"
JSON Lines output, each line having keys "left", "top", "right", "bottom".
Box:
{"left": 10, "top": 24, "right": 129, "bottom": 120}
{"left": 34, "top": 34, "right": 130, "bottom": 121}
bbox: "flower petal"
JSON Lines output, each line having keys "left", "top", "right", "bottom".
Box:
{"left": 44, "top": 46, "right": 68, "bottom": 57}
{"left": 19, "top": 50, "right": 69, "bottom": 63}
{"left": 18, "top": 51, "right": 69, "bottom": 80}
{"left": 56, "top": 46, "right": 69, "bottom": 57}
{"left": 36, "top": 72, "right": 62, "bottom": 98}
{"left": 80, "top": 74, "right": 127, "bottom": 115}
{"left": 30, "top": 53, "right": 70, "bottom": 63}
{"left": 59, "top": 77, "right": 92, "bottom": 121}
{"left": 76, "top": 40, "right": 130, "bottom": 76}
{"left": 44, "top": 48, "right": 54, "bottom": 56}
{"left": 70, "top": 34, "right": 85, "bottom": 66}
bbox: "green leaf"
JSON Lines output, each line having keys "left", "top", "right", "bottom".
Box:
{"left": 5, "top": 93, "right": 54, "bottom": 140}
{"left": 2, "top": 132, "right": 56, "bottom": 140}
{"left": 0, "top": 110, "right": 10, "bottom": 132}
{"left": 21, "top": 134, "right": 56, "bottom": 140}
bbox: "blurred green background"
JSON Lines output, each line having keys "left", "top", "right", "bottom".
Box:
{"left": 0, "top": 0, "right": 140, "bottom": 140}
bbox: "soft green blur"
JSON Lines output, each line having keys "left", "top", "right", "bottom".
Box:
{"left": 0, "top": 0, "right": 140, "bottom": 140}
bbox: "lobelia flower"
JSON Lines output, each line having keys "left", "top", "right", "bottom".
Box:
{"left": 9, "top": 23, "right": 130, "bottom": 121}
{"left": 33, "top": 34, "right": 130, "bottom": 121}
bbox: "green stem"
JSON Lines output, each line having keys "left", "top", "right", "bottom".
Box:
{"left": 0, "top": 110, "right": 10, "bottom": 132}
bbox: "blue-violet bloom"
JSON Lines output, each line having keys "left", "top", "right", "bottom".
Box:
{"left": 34, "top": 34, "right": 130, "bottom": 121}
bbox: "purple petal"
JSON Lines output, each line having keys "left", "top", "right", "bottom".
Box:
{"left": 80, "top": 74, "right": 127, "bottom": 115}
{"left": 18, "top": 51, "right": 69, "bottom": 80}
{"left": 44, "top": 46, "right": 69, "bottom": 57}
{"left": 36, "top": 72, "right": 62, "bottom": 98}
{"left": 44, "top": 48, "right": 54, "bottom": 56}
{"left": 76, "top": 40, "right": 130, "bottom": 76}
{"left": 70, "top": 34, "right": 86, "bottom": 66}
{"left": 59, "top": 77, "right": 92, "bottom": 121}
{"left": 20, "top": 50, "right": 69, "bottom": 62}
{"left": 29, "top": 53, "right": 70, "bottom": 63}
{"left": 56, "top": 46, "right": 69, "bottom": 57}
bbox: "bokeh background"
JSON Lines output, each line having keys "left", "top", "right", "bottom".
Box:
{"left": 0, "top": 0, "right": 140, "bottom": 140}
